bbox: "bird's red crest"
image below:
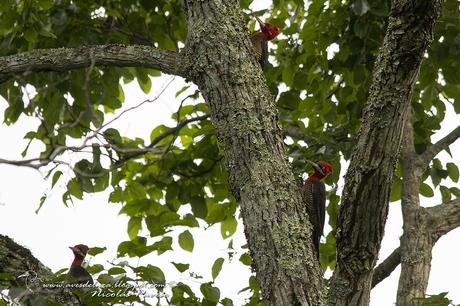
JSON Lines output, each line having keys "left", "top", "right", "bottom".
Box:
{"left": 317, "top": 161, "right": 333, "bottom": 176}
{"left": 261, "top": 23, "right": 280, "bottom": 40}
{"left": 254, "top": 15, "right": 280, "bottom": 41}
{"left": 307, "top": 161, "right": 333, "bottom": 181}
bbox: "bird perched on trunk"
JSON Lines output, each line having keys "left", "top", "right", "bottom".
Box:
{"left": 250, "top": 15, "right": 280, "bottom": 69}
{"left": 68, "top": 244, "right": 93, "bottom": 285}
{"left": 302, "top": 160, "right": 333, "bottom": 258}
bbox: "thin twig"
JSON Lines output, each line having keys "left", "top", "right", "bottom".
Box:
{"left": 420, "top": 125, "right": 460, "bottom": 164}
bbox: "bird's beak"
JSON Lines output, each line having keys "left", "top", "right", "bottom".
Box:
{"left": 254, "top": 15, "right": 266, "bottom": 27}
{"left": 69, "top": 246, "right": 74, "bottom": 251}
{"left": 306, "top": 160, "right": 324, "bottom": 176}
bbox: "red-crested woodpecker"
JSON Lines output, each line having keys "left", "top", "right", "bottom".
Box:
{"left": 250, "top": 15, "right": 280, "bottom": 69}
{"left": 68, "top": 244, "right": 93, "bottom": 285}
{"left": 302, "top": 160, "right": 333, "bottom": 258}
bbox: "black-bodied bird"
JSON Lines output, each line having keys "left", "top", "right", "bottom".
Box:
{"left": 68, "top": 244, "right": 93, "bottom": 285}
{"left": 302, "top": 160, "right": 333, "bottom": 258}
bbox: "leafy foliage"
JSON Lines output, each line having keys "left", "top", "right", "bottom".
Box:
{"left": 1, "top": 0, "right": 459, "bottom": 304}
{"left": 419, "top": 292, "right": 460, "bottom": 306}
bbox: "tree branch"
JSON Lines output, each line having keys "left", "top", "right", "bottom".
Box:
{"left": 427, "top": 198, "right": 460, "bottom": 239}
{"left": 0, "top": 234, "right": 80, "bottom": 305}
{"left": 420, "top": 125, "right": 460, "bottom": 165}
{"left": 329, "top": 1, "right": 443, "bottom": 304}
{"left": 0, "top": 44, "right": 181, "bottom": 84}
{"left": 0, "top": 234, "right": 52, "bottom": 279}
{"left": 0, "top": 114, "right": 209, "bottom": 170}
{"left": 371, "top": 247, "right": 401, "bottom": 288}
{"left": 113, "top": 114, "right": 210, "bottom": 167}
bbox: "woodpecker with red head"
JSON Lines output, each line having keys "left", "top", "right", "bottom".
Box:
{"left": 68, "top": 244, "right": 93, "bottom": 285}
{"left": 250, "top": 15, "right": 280, "bottom": 69}
{"left": 302, "top": 160, "right": 333, "bottom": 258}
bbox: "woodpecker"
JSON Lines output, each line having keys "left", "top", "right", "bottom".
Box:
{"left": 68, "top": 244, "right": 93, "bottom": 285}
{"left": 250, "top": 15, "right": 280, "bottom": 69}
{"left": 302, "top": 160, "right": 333, "bottom": 258}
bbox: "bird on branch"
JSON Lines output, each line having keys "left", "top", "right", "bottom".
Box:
{"left": 302, "top": 160, "right": 333, "bottom": 258}
{"left": 250, "top": 15, "right": 280, "bottom": 70}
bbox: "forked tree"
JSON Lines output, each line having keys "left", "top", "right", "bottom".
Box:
{"left": 1, "top": 0, "right": 459, "bottom": 305}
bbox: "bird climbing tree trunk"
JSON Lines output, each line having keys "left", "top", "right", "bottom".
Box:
{"left": 181, "top": 1, "right": 324, "bottom": 304}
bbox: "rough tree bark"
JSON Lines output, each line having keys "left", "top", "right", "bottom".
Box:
{"left": 396, "top": 114, "right": 433, "bottom": 306}
{"left": 180, "top": 1, "right": 324, "bottom": 304}
{"left": 1, "top": 1, "right": 325, "bottom": 305}
{"left": 396, "top": 113, "right": 460, "bottom": 305}
{"left": 0, "top": 45, "right": 179, "bottom": 83}
{"left": 0, "top": 235, "right": 79, "bottom": 304}
{"left": 328, "top": 1, "right": 443, "bottom": 305}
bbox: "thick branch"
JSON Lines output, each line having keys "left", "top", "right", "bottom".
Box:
{"left": 0, "top": 234, "right": 80, "bottom": 304}
{"left": 372, "top": 247, "right": 401, "bottom": 288}
{"left": 427, "top": 198, "right": 460, "bottom": 239}
{"left": 329, "top": 1, "right": 443, "bottom": 305}
{"left": 420, "top": 125, "right": 460, "bottom": 165}
{"left": 183, "top": 1, "right": 324, "bottom": 305}
{"left": 0, "top": 234, "right": 51, "bottom": 279}
{"left": 0, "top": 44, "right": 181, "bottom": 84}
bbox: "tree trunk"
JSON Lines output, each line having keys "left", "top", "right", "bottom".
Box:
{"left": 181, "top": 1, "right": 324, "bottom": 305}
{"left": 328, "top": 1, "right": 443, "bottom": 305}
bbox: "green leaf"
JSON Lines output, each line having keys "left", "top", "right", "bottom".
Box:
{"left": 35, "top": 195, "right": 47, "bottom": 214}
{"left": 353, "top": 65, "right": 367, "bottom": 85}
{"left": 86, "top": 264, "right": 104, "bottom": 274}
{"left": 200, "top": 283, "right": 220, "bottom": 303}
{"left": 150, "top": 124, "right": 170, "bottom": 142}
{"left": 38, "top": 0, "right": 53, "bottom": 9}
{"left": 440, "top": 186, "right": 452, "bottom": 203}
{"left": 128, "top": 217, "right": 142, "bottom": 240}
{"left": 282, "top": 65, "right": 297, "bottom": 87}
{"left": 175, "top": 85, "right": 190, "bottom": 97}
{"left": 108, "top": 267, "right": 126, "bottom": 275}
{"left": 135, "top": 265, "right": 165, "bottom": 284}
{"left": 178, "top": 230, "right": 194, "bottom": 252}
{"left": 450, "top": 187, "right": 460, "bottom": 197}
{"left": 88, "top": 246, "right": 107, "bottom": 256}
{"left": 172, "top": 262, "right": 190, "bottom": 273}
{"left": 277, "top": 90, "right": 301, "bottom": 110}
{"left": 109, "top": 187, "right": 125, "bottom": 203}
{"left": 446, "top": 162, "right": 459, "bottom": 182}
{"left": 239, "top": 253, "right": 252, "bottom": 266}
{"left": 420, "top": 182, "right": 434, "bottom": 197}
{"left": 221, "top": 217, "right": 237, "bottom": 239}
{"left": 211, "top": 257, "right": 224, "bottom": 280}
{"left": 67, "top": 178, "right": 83, "bottom": 200}
{"left": 51, "top": 171, "right": 63, "bottom": 188}
{"left": 220, "top": 298, "right": 234, "bottom": 306}
{"left": 152, "top": 236, "right": 173, "bottom": 255}
{"left": 136, "top": 68, "right": 152, "bottom": 93}
{"left": 191, "top": 196, "right": 208, "bottom": 219}
{"left": 418, "top": 292, "right": 451, "bottom": 306}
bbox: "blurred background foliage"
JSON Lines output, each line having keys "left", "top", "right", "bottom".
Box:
{"left": 0, "top": 0, "right": 459, "bottom": 305}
